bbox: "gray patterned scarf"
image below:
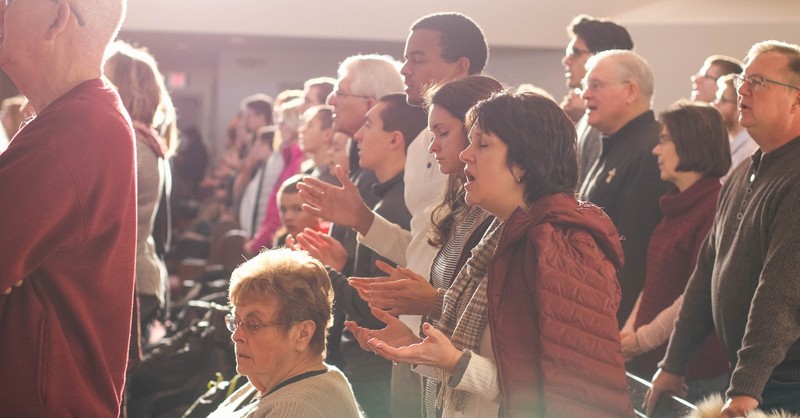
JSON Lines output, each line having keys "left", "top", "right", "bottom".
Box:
{"left": 433, "top": 218, "right": 505, "bottom": 412}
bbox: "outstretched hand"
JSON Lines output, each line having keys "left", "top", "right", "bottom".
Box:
{"left": 348, "top": 260, "right": 438, "bottom": 316}
{"left": 644, "top": 369, "right": 688, "bottom": 416}
{"left": 294, "top": 228, "right": 348, "bottom": 272}
{"left": 368, "top": 322, "right": 463, "bottom": 373}
{"left": 720, "top": 396, "right": 759, "bottom": 418}
{"left": 344, "top": 306, "right": 420, "bottom": 353}
{"left": 284, "top": 234, "right": 301, "bottom": 251}
{"left": 298, "top": 165, "right": 374, "bottom": 234}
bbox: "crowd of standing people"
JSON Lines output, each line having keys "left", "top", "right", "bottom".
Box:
{"left": 1, "top": 1, "right": 799, "bottom": 418}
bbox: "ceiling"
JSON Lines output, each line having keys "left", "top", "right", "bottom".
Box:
{"left": 122, "top": 0, "right": 800, "bottom": 49}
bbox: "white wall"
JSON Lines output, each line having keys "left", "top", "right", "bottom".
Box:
{"left": 626, "top": 21, "right": 799, "bottom": 112}
{"left": 119, "top": 0, "right": 800, "bottom": 158}
{"left": 127, "top": 32, "right": 568, "bottom": 160}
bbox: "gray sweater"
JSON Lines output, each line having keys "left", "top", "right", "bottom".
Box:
{"left": 661, "top": 136, "right": 800, "bottom": 402}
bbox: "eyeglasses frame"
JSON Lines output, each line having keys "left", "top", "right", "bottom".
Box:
{"left": 224, "top": 314, "right": 283, "bottom": 334}
{"left": 733, "top": 73, "right": 800, "bottom": 91}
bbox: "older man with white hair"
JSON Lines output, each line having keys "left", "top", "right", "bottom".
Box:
{"left": 0, "top": 0, "right": 137, "bottom": 416}
{"left": 578, "top": 50, "right": 670, "bottom": 327}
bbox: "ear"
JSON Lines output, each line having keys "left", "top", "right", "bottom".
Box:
{"left": 365, "top": 98, "right": 377, "bottom": 110}
{"left": 624, "top": 81, "right": 641, "bottom": 105}
{"left": 46, "top": 1, "right": 71, "bottom": 41}
{"left": 388, "top": 131, "right": 405, "bottom": 151}
{"left": 793, "top": 88, "right": 800, "bottom": 112}
{"left": 322, "top": 127, "right": 334, "bottom": 142}
{"left": 453, "top": 57, "right": 471, "bottom": 78}
{"left": 292, "top": 320, "right": 316, "bottom": 352}
{"left": 512, "top": 166, "right": 525, "bottom": 184}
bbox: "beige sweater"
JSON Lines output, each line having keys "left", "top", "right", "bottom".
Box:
{"left": 208, "top": 366, "right": 362, "bottom": 418}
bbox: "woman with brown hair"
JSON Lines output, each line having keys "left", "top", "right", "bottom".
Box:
{"left": 621, "top": 100, "right": 732, "bottom": 401}
{"left": 348, "top": 75, "right": 503, "bottom": 319}
{"left": 348, "top": 91, "right": 632, "bottom": 417}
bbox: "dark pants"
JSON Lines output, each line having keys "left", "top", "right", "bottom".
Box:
{"left": 760, "top": 377, "right": 800, "bottom": 414}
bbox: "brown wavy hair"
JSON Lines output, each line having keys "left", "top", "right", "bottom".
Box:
{"left": 424, "top": 75, "right": 503, "bottom": 247}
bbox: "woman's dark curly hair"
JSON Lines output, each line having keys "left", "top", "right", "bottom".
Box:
{"left": 424, "top": 75, "right": 503, "bottom": 247}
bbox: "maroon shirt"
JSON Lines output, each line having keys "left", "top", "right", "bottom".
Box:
{"left": 0, "top": 79, "right": 137, "bottom": 416}
{"left": 630, "top": 177, "right": 730, "bottom": 380}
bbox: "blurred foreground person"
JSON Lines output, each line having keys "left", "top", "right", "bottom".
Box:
{"left": 0, "top": 0, "right": 137, "bottom": 415}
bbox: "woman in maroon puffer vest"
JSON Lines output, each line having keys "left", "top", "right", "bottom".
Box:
{"left": 347, "top": 91, "right": 633, "bottom": 417}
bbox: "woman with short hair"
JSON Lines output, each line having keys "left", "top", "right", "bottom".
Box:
{"left": 348, "top": 91, "right": 632, "bottom": 417}
{"left": 209, "top": 248, "right": 361, "bottom": 417}
{"left": 621, "top": 100, "right": 732, "bottom": 402}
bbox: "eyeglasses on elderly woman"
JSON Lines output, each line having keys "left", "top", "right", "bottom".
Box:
{"left": 224, "top": 314, "right": 283, "bottom": 334}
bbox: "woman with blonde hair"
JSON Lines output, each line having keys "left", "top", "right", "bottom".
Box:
{"left": 105, "top": 41, "right": 177, "bottom": 346}
{"left": 247, "top": 98, "right": 306, "bottom": 253}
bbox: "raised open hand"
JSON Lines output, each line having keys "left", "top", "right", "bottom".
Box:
{"left": 298, "top": 165, "right": 374, "bottom": 234}
{"left": 368, "top": 322, "right": 462, "bottom": 373}
{"left": 294, "top": 228, "right": 348, "bottom": 272}
{"left": 348, "top": 260, "right": 438, "bottom": 316}
{"left": 344, "top": 306, "right": 420, "bottom": 353}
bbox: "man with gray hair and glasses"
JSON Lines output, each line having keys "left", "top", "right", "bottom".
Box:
{"left": 0, "top": 0, "right": 137, "bottom": 416}
{"left": 647, "top": 40, "right": 800, "bottom": 418}
{"left": 295, "top": 54, "right": 405, "bottom": 418}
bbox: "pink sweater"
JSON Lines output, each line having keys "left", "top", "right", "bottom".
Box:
{"left": 248, "top": 142, "right": 305, "bottom": 252}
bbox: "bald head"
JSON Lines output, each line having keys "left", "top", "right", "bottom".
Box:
{"left": 76, "top": 0, "right": 127, "bottom": 59}
{"left": 0, "top": 0, "right": 127, "bottom": 111}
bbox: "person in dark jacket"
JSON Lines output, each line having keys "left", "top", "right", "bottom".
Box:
{"left": 296, "top": 93, "right": 427, "bottom": 418}
{"left": 578, "top": 50, "right": 670, "bottom": 326}
{"left": 347, "top": 91, "right": 633, "bottom": 417}
{"left": 648, "top": 40, "right": 800, "bottom": 418}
